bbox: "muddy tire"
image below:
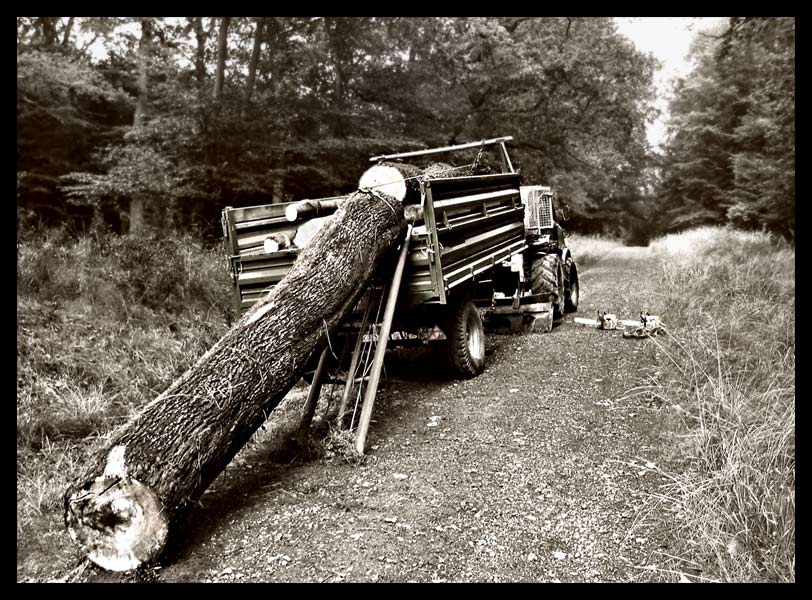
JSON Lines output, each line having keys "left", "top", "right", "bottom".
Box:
{"left": 440, "top": 299, "right": 485, "bottom": 379}
{"left": 564, "top": 257, "right": 579, "bottom": 313}
{"left": 529, "top": 253, "right": 564, "bottom": 319}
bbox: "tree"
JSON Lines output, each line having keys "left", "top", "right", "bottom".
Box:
{"left": 419, "top": 17, "right": 657, "bottom": 233}
{"left": 23, "top": 17, "right": 660, "bottom": 240}
{"left": 128, "top": 17, "right": 155, "bottom": 235}
{"left": 242, "top": 17, "right": 265, "bottom": 115}
{"left": 191, "top": 17, "right": 212, "bottom": 89}
{"left": 213, "top": 17, "right": 231, "bottom": 103}
{"left": 725, "top": 18, "right": 795, "bottom": 240}
{"left": 657, "top": 17, "right": 795, "bottom": 241}
{"left": 17, "top": 47, "right": 132, "bottom": 227}
{"left": 59, "top": 18, "right": 201, "bottom": 235}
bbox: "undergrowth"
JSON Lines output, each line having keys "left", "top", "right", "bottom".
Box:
{"left": 566, "top": 233, "right": 626, "bottom": 270}
{"left": 642, "top": 226, "right": 795, "bottom": 582}
{"left": 16, "top": 229, "right": 234, "bottom": 552}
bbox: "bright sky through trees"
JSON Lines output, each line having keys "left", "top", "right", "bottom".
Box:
{"left": 614, "top": 17, "right": 725, "bottom": 151}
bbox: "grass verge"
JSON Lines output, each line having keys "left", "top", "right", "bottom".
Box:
{"left": 566, "top": 233, "right": 626, "bottom": 270}
{"left": 642, "top": 226, "right": 794, "bottom": 582}
{"left": 16, "top": 230, "right": 235, "bottom": 579}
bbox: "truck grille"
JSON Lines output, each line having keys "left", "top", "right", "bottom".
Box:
{"left": 524, "top": 187, "right": 553, "bottom": 231}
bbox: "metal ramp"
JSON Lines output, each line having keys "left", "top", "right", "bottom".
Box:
{"left": 300, "top": 225, "right": 412, "bottom": 455}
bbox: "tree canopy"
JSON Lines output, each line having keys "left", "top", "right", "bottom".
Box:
{"left": 17, "top": 16, "right": 793, "bottom": 243}
{"left": 657, "top": 17, "right": 794, "bottom": 241}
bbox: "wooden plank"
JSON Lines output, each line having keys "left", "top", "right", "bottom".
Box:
{"left": 354, "top": 225, "right": 413, "bottom": 455}
{"left": 296, "top": 345, "right": 331, "bottom": 441}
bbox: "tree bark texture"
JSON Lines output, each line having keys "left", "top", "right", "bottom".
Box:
{"left": 37, "top": 17, "right": 59, "bottom": 46}
{"left": 324, "top": 17, "right": 349, "bottom": 108}
{"left": 192, "top": 17, "right": 208, "bottom": 89}
{"left": 129, "top": 17, "right": 153, "bottom": 236}
{"left": 61, "top": 16, "right": 75, "bottom": 47}
{"left": 242, "top": 17, "right": 265, "bottom": 115}
{"left": 134, "top": 18, "right": 152, "bottom": 128}
{"left": 213, "top": 17, "right": 231, "bottom": 103}
{"left": 272, "top": 173, "right": 285, "bottom": 204}
{"left": 64, "top": 189, "right": 406, "bottom": 571}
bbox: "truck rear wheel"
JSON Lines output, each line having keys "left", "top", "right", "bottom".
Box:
{"left": 529, "top": 253, "right": 564, "bottom": 319}
{"left": 440, "top": 299, "right": 485, "bottom": 379}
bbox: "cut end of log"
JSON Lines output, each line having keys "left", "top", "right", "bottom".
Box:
{"left": 285, "top": 198, "right": 344, "bottom": 223}
{"left": 65, "top": 475, "right": 168, "bottom": 572}
{"left": 284, "top": 203, "right": 300, "bottom": 222}
{"left": 264, "top": 233, "right": 291, "bottom": 253}
{"left": 358, "top": 164, "right": 408, "bottom": 202}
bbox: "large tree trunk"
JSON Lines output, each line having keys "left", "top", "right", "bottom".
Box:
{"left": 242, "top": 17, "right": 265, "bottom": 116}
{"left": 133, "top": 18, "right": 152, "bottom": 129}
{"left": 265, "top": 17, "right": 284, "bottom": 97}
{"left": 128, "top": 17, "right": 153, "bottom": 236}
{"left": 213, "top": 16, "right": 231, "bottom": 103}
{"left": 61, "top": 16, "right": 75, "bottom": 47}
{"left": 323, "top": 17, "right": 348, "bottom": 108}
{"left": 64, "top": 189, "right": 407, "bottom": 571}
{"left": 191, "top": 17, "right": 209, "bottom": 89}
{"left": 37, "top": 17, "right": 59, "bottom": 46}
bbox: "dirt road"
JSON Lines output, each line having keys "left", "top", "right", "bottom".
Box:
{"left": 91, "top": 246, "right": 674, "bottom": 583}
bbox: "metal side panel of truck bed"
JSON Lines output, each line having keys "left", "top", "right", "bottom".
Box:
{"left": 222, "top": 172, "right": 526, "bottom": 316}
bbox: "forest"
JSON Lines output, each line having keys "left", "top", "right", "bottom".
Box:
{"left": 17, "top": 17, "right": 795, "bottom": 583}
{"left": 16, "top": 17, "right": 794, "bottom": 244}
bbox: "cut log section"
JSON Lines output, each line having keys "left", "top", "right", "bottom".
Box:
{"left": 358, "top": 162, "right": 422, "bottom": 203}
{"left": 64, "top": 188, "right": 407, "bottom": 571}
{"left": 285, "top": 198, "right": 345, "bottom": 223}
{"left": 263, "top": 231, "right": 293, "bottom": 253}
{"left": 357, "top": 161, "right": 456, "bottom": 205}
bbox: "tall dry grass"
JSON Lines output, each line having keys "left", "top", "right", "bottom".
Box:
{"left": 644, "top": 226, "right": 795, "bottom": 582}
{"left": 565, "top": 233, "right": 626, "bottom": 270}
{"left": 16, "top": 230, "right": 234, "bottom": 540}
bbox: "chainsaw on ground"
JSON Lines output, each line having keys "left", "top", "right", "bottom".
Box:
{"left": 574, "top": 310, "right": 664, "bottom": 337}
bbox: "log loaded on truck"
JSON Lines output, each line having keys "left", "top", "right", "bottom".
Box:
{"left": 222, "top": 136, "right": 579, "bottom": 452}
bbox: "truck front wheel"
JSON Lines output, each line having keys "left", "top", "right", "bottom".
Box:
{"left": 530, "top": 253, "right": 565, "bottom": 319}
{"left": 440, "top": 299, "right": 485, "bottom": 379}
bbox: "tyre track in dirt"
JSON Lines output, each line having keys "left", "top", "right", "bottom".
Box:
{"left": 91, "top": 246, "right": 674, "bottom": 583}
